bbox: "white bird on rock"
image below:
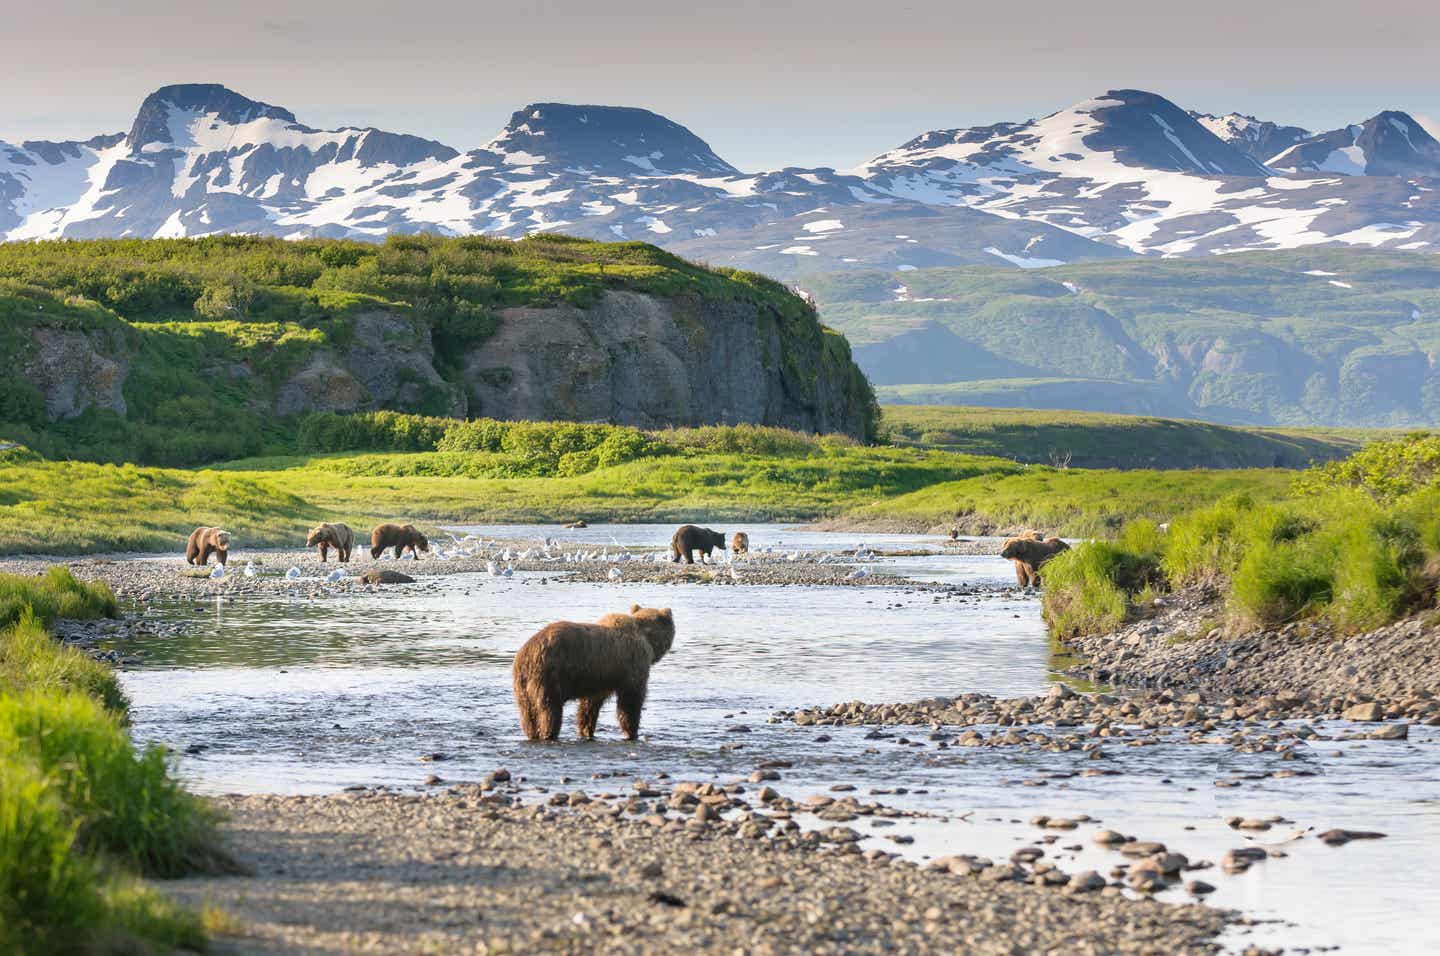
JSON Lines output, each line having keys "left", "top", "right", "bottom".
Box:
{"left": 243, "top": 561, "right": 256, "bottom": 578}
{"left": 608, "top": 566, "right": 622, "bottom": 581}
{"left": 326, "top": 568, "right": 347, "bottom": 583}
{"left": 486, "top": 561, "right": 500, "bottom": 577}
{"left": 847, "top": 568, "right": 869, "bottom": 581}
{"left": 209, "top": 565, "right": 225, "bottom": 579}
{"left": 286, "top": 567, "right": 302, "bottom": 580}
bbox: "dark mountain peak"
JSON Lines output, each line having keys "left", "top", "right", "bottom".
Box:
{"left": 1070, "top": 90, "right": 1271, "bottom": 175}
{"left": 1269, "top": 110, "right": 1440, "bottom": 177}
{"left": 127, "top": 84, "right": 297, "bottom": 148}
{"left": 1186, "top": 110, "right": 1311, "bottom": 163}
{"left": 487, "top": 103, "right": 739, "bottom": 176}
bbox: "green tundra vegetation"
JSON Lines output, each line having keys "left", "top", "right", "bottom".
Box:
{"left": 1042, "top": 433, "right": 1440, "bottom": 639}
{"left": 810, "top": 249, "right": 1440, "bottom": 427}
{"left": 0, "top": 413, "right": 1303, "bottom": 555}
{"left": 879, "top": 404, "right": 1376, "bottom": 469}
{"left": 0, "top": 568, "right": 230, "bottom": 954}
{"left": 0, "top": 234, "right": 875, "bottom": 465}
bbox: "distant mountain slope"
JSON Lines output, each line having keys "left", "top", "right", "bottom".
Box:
{"left": 807, "top": 249, "right": 1440, "bottom": 427}
{"left": 4, "top": 84, "right": 1440, "bottom": 270}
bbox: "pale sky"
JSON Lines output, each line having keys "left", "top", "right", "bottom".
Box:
{"left": 3, "top": 0, "right": 1437, "bottom": 171}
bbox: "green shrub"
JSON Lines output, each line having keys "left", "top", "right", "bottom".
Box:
{"left": 0, "top": 753, "right": 206, "bottom": 956}
{"left": 0, "top": 691, "right": 234, "bottom": 878}
{"left": 0, "top": 567, "right": 117, "bottom": 630}
{"left": 1, "top": 611, "right": 127, "bottom": 713}
{"left": 1294, "top": 431, "right": 1440, "bottom": 501}
{"left": 1229, "top": 539, "right": 1335, "bottom": 627}
{"left": 1041, "top": 542, "right": 1140, "bottom": 636}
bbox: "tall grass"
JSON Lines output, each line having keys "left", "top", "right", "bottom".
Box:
{"left": 0, "top": 566, "right": 117, "bottom": 629}
{"left": 0, "top": 691, "right": 235, "bottom": 878}
{"left": 1, "top": 610, "right": 127, "bottom": 712}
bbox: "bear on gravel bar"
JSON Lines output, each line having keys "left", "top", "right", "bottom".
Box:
{"left": 185, "top": 527, "right": 232, "bottom": 567}
{"left": 307, "top": 522, "right": 355, "bottom": 563}
{"left": 512, "top": 604, "right": 675, "bottom": 741}
{"left": 670, "top": 524, "right": 726, "bottom": 564}
{"left": 370, "top": 523, "right": 429, "bottom": 560}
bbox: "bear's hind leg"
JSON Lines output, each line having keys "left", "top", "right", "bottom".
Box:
{"left": 576, "top": 695, "right": 607, "bottom": 739}
{"left": 616, "top": 683, "right": 648, "bottom": 741}
{"left": 535, "top": 696, "right": 565, "bottom": 741}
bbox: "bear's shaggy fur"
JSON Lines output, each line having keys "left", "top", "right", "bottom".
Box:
{"left": 306, "top": 522, "right": 354, "bottom": 563}
{"left": 359, "top": 569, "right": 416, "bottom": 585}
{"left": 370, "top": 523, "right": 429, "bottom": 560}
{"left": 564, "top": 519, "right": 589, "bottom": 529}
{"left": 1000, "top": 535, "right": 1070, "bottom": 587}
{"left": 185, "top": 527, "right": 232, "bottom": 567}
{"left": 731, "top": 531, "right": 749, "bottom": 555}
{"left": 512, "top": 604, "right": 675, "bottom": 741}
{"left": 670, "top": 524, "right": 726, "bottom": 564}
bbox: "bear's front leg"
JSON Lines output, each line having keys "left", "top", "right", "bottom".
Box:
{"left": 319, "top": 543, "right": 328, "bottom": 563}
{"left": 1013, "top": 560, "right": 1028, "bottom": 588}
{"left": 199, "top": 545, "right": 212, "bottom": 566}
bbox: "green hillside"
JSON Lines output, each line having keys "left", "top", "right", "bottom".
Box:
{"left": 806, "top": 249, "right": 1440, "bottom": 427}
{"left": 0, "top": 235, "right": 875, "bottom": 464}
{"left": 880, "top": 404, "right": 1379, "bottom": 469}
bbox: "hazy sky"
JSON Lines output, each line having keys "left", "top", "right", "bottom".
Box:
{"left": 4, "top": 0, "right": 1438, "bottom": 171}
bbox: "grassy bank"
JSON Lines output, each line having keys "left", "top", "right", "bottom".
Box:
{"left": 880, "top": 405, "right": 1375, "bottom": 470}
{"left": 1041, "top": 433, "right": 1440, "bottom": 638}
{"left": 0, "top": 414, "right": 1303, "bottom": 554}
{"left": 0, "top": 568, "right": 232, "bottom": 953}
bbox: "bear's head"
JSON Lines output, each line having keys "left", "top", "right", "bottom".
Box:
{"left": 306, "top": 525, "right": 330, "bottom": 547}
{"left": 628, "top": 603, "right": 675, "bottom": 662}
{"left": 214, "top": 530, "right": 232, "bottom": 549}
{"left": 1000, "top": 537, "right": 1038, "bottom": 561}
{"left": 405, "top": 525, "right": 430, "bottom": 553}
{"left": 706, "top": 528, "right": 726, "bottom": 548}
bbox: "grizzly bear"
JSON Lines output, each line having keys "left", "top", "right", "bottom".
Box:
{"left": 306, "top": 522, "right": 355, "bottom": 563}
{"left": 185, "top": 527, "right": 232, "bottom": 567}
{"left": 731, "top": 531, "right": 749, "bottom": 555}
{"left": 359, "top": 569, "right": 416, "bottom": 585}
{"left": 564, "top": 519, "right": 589, "bottom": 529}
{"left": 370, "top": 523, "right": 429, "bottom": 560}
{"left": 999, "top": 535, "right": 1070, "bottom": 588}
{"left": 670, "top": 524, "right": 726, "bottom": 564}
{"left": 512, "top": 604, "right": 675, "bottom": 741}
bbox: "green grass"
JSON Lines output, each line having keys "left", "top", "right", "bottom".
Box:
{"left": 1041, "top": 434, "right": 1440, "bottom": 637}
{"left": 881, "top": 404, "right": 1376, "bottom": 470}
{"left": 0, "top": 566, "right": 229, "bottom": 951}
{"left": 0, "top": 425, "right": 1304, "bottom": 553}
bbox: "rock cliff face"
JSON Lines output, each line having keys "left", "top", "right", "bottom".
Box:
{"left": 15, "top": 292, "right": 873, "bottom": 441}
{"left": 463, "top": 291, "right": 867, "bottom": 434}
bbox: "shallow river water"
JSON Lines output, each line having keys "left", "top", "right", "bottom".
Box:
{"left": 116, "top": 525, "right": 1440, "bottom": 955}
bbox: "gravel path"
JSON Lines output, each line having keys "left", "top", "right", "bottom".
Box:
{"left": 166, "top": 791, "right": 1228, "bottom": 955}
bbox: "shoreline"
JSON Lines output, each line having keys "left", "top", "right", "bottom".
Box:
{"left": 165, "top": 791, "right": 1229, "bottom": 956}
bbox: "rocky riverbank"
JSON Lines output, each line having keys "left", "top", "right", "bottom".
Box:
{"left": 0, "top": 544, "right": 985, "bottom": 604}
{"left": 166, "top": 789, "right": 1228, "bottom": 956}
{"left": 1062, "top": 586, "right": 1440, "bottom": 716}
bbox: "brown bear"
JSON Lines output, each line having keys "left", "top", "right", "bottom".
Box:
{"left": 670, "top": 524, "right": 726, "bottom": 564}
{"left": 185, "top": 527, "right": 232, "bottom": 567}
{"left": 999, "top": 535, "right": 1070, "bottom": 588}
{"left": 512, "top": 604, "right": 675, "bottom": 741}
{"left": 306, "top": 522, "right": 354, "bottom": 563}
{"left": 359, "top": 569, "right": 416, "bottom": 585}
{"left": 731, "top": 531, "right": 750, "bottom": 555}
{"left": 370, "top": 523, "right": 429, "bottom": 560}
{"left": 564, "top": 519, "right": 589, "bottom": 529}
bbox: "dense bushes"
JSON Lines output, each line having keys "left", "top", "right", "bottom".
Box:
{"left": 1044, "top": 438, "right": 1440, "bottom": 637}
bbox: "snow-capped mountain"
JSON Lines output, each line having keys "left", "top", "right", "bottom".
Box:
{"left": 3, "top": 84, "right": 1439, "bottom": 275}
{"left": 1189, "top": 111, "right": 1311, "bottom": 163}
{"left": 1267, "top": 111, "right": 1440, "bottom": 177}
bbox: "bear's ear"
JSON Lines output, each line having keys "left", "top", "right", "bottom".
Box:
{"left": 630, "top": 603, "right": 642, "bottom": 613}
{"left": 661, "top": 607, "right": 672, "bottom": 618}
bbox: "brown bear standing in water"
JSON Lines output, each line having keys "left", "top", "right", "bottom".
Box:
{"left": 369, "top": 523, "right": 429, "bottom": 560}
{"left": 731, "top": 531, "right": 749, "bottom": 555}
{"left": 999, "top": 534, "right": 1070, "bottom": 587}
{"left": 512, "top": 604, "right": 675, "bottom": 741}
{"left": 670, "top": 524, "right": 726, "bottom": 564}
{"left": 185, "top": 527, "right": 232, "bottom": 567}
{"left": 306, "top": 522, "right": 354, "bottom": 563}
